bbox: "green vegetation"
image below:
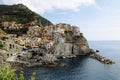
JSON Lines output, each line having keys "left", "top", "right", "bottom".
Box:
{"left": 0, "top": 41, "right": 4, "bottom": 49}
{"left": 0, "top": 36, "right": 8, "bottom": 41}
{"left": 0, "top": 65, "right": 36, "bottom": 80}
{"left": 0, "top": 43, "right": 4, "bottom": 49}
{"left": 31, "top": 72, "right": 36, "bottom": 80}
{"left": 0, "top": 4, "right": 52, "bottom": 26}
{"left": 3, "top": 28, "right": 28, "bottom": 34}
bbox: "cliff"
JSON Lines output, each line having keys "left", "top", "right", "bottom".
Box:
{"left": 0, "top": 23, "right": 90, "bottom": 68}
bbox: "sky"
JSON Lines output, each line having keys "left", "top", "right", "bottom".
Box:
{"left": 0, "top": 0, "right": 120, "bottom": 41}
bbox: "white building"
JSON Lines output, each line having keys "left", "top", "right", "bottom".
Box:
{"left": 73, "top": 27, "right": 81, "bottom": 36}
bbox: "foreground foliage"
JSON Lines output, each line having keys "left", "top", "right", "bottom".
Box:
{"left": 0, "top": 65, "right": 36, "bottom": 80}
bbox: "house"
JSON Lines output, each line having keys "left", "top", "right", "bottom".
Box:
{"left": 46, "top": 41, "right": 54, "bottom": 49}
{"left": 18, "top": 37, "right": 25, "bottom": 46}
{"left": 1, "top": 21, "right": 9, "bottom": 29}
{"left": 54, "top": 27, "right": 65, "bottom": 35}
{"left": 59, "top": 28, "right": 65, "bottom": 35}
{"left": 10, "top": 21, "right": 16, "bottom": 28}
{"left": 37, "top": 38, "right": 42, "bottom": 45}
{"left": 59, "top": 37, "right": 65, "bottom": 43}
{"left": 1, "top": 36, "right": 21, "bottom": 52}
{"left": 27, "top": 26, "right": 42, "bottom": 37}
{"left": 25, "top": 37, "right": 31, "bottom": 46}
{"left": 24, "top": 22, "right": 33, "bottom": 28}
{"left": 21, "top": 48, "right": 28, "bottom": 55}
{"left": 1, "top": 21, "right": 23, "bottom": 29}
{"left": 73, "top": 26, "right": 81, "bottom": 36}
{"left": 20, "top": 39, "right": 25, "bottom": 46}
{"left": 46, "top": 25, "right": 54, "bottom": 36}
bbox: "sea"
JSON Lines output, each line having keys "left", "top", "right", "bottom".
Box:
{"left": 17, "top": 41, "right": 120, "bottom": 80}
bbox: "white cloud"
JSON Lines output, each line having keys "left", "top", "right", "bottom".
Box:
{"left": 2, "top": 0, "right": 96, "bottom": 14}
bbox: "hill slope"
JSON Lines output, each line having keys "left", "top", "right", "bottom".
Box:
{"left": 0, "top": 4, "right": 52, "bottom": 26}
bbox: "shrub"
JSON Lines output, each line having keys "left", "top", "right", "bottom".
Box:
{"left": 0, "top": 43, "right": 4, "bottom": 49}
{"left": 0, "top": 65, "right": 36, "bottom": 80}
{"left": 0, "top": 65, "right": 18, "bottom": 80}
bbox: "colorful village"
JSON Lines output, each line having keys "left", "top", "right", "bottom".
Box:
{"left": 1, "top": 21, "right": 80, "bottom": 49}
{"left": 0, "top": 21, "right": 83, "bottom": 65}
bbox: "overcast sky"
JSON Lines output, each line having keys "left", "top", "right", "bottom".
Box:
{"left": 0, "top": 0, "right": 120, "bottom": 40}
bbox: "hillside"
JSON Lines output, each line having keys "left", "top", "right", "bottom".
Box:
{"left": 0, "top": 4, "right": 52, "bottom": 26}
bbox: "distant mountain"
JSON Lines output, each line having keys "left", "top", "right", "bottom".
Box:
{"left": 0, "top": 4, "right": 52, "bottom": 26}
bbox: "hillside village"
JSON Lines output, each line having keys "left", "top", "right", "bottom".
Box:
{"left": 0, "top": 21, "right": 88, "bottom": 67}
{"left": 0, "top": 21, "right": 81, "bottom": 48}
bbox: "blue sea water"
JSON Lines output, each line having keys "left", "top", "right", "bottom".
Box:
{"left": 20, "top": 41, "right": 120, "bottom": 80}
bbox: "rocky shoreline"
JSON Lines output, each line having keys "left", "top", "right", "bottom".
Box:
{"left": 6, "top": 50, "right": 115, "bottom": 70}
{"left": 0, "top": 49, "right": 115, "bottom": 70}
{"left": 87, "top": 50, "right": 115, "bottom": 64}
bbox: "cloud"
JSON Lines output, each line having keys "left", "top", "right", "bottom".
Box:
{"left": 2, "top": 0, "right": 96, "bottom": 14}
